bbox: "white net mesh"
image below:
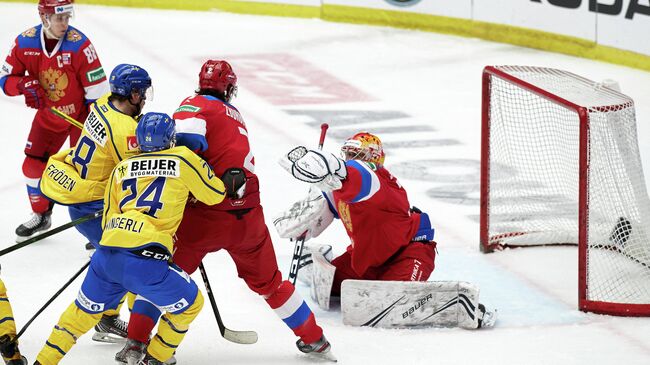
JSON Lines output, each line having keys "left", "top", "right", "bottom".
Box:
{"left": 485, "top": 65, "right": 650, "bottom": 307}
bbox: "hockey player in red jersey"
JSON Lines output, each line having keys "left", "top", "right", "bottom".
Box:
{"left": 276, "top": 133, "right": 437, "bottom": 295}
{"left": 0, "top": 0, "right": 108, "bottom": 242}
{"left": 118, "top": 60, "right": 334, "bottom": 363}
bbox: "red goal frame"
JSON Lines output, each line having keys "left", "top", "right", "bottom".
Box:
{"left": 480, "top": 65, "right": 650, "bottom": 316}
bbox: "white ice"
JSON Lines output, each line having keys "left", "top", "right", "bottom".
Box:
{"left": 0, "top": 3, "right": 649, "bottom": 364}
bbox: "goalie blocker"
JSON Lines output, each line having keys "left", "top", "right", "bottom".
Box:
{"left": 310, "top": 250, "right": 496, "bottom": 329}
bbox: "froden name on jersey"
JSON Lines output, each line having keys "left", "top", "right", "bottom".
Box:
{"left": 127, "top": 158, "right": 180, "bottom": 178}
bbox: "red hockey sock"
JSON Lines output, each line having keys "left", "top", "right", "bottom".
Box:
{"left": 22, "top": 156, "right": 50, "bottom": 214}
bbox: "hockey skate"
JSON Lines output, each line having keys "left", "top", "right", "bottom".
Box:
{"left": 15, "top": 210, "right": 52, "bottom": 243}
{"left": 92, "top": 314, "right": 128, "bottom": 343}
{"left": 115, "top": 340, "right": 176, "bottom": 365}
{"left": 0, "top": 334, "right": 27, "bottom": 365}
{"left": 297, "top": 244, "right": 333, "bottom": 285}
{"left": 139, "top": 352, "right": 168, "bottom": 365}
{"left": 477, "top": 303, "right": 497, "bottom": 329}
{"left": 296, "top": 335, "right": 337, "bottom": 362}
{"left": 5, "top": 356, "right": 27, "bottom": 365}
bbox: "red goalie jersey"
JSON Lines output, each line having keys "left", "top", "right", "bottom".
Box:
{"left": 324, "top": 160, "right": 422, "bottom": 276}
{"left": 0, "top": 24, "right": 107, "bottom": 131}
{"left": 173, "top": 94, "right": 260, "bottom": 211}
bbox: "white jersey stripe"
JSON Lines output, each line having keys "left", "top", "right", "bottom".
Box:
{"left": 273, "top": 288, "right": 304, "bottom": 320}
{"left": 175, "top": 117, "right": 207, "bottom": 136}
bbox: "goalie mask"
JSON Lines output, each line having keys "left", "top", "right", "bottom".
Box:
{"left": 340, "top": 132, "right": 385, "bottom": 166}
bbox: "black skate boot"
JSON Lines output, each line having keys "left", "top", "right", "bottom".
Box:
{"left": 296, "top": 335, "right": 336, "bottom": 362}
{"left": 0, "top": 334, "right": 27, "bottom": 365}
{"left": 92, "top": 314, "right": 128, "bottom": 343}
{"left": 6, "top": 357, "right": 27, "bottom": 365}
{"left": 15, "top": 210, "right": 52, "bottom": 243}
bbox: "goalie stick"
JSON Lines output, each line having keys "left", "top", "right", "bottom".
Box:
{"left": 0, "top": 210, "right": 102, "bottom": 257}
{"left": 198, "top": 263, "right": 258, "bottom": 344}
{"left": 288, "top": 123, "right": 329, "bottom": 285}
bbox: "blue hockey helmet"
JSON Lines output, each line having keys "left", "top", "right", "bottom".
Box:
{"left": 136, "top": 112, "right": 176, "bottom": 152}
{"left": 110, "top": 64, "right": 152, "bottom": 99}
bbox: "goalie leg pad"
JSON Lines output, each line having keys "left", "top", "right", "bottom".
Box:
{"left": 310, "top": 251, "right": 336, "bottom": 311}
{"left": 295, "top": 243, "right": 333, "bottom": 286}
{"left": 341, "top": 280, "right": 483, "bottom": 329}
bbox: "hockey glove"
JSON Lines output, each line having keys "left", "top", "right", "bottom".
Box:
{"left": 281, "top": 147, "right": 347, "bottom": 191}
{"left": 17, "top": 76, "right": 46, "bottom": 109}
{"left": 221, "top": 168, "right": 247, "bottom": 199}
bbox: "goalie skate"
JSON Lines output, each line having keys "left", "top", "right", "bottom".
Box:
{"left": 477, "top": 303, "right": 497, "bottom": 329}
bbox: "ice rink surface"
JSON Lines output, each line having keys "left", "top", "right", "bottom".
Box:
{"left": 1, "top": 3, "right": 650, "bottom": 364}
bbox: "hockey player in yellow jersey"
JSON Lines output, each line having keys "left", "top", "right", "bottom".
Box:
{"left": 39, "top": 64, "right": 153, "bottom": 343}
{"left": 34, "top": 112, "right": 226, "bottom": 365}
{"left": 0, "top": 277, "right": 27, "bottom": 365}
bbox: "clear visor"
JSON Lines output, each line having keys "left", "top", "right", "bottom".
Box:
{"left": 135, "top": 85, "right": 154, "bottom": 101}
{"left": 47, "top": 6, "right": 74, "bottom": 23}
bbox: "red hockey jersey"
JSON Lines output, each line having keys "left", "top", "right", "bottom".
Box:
{"left": 324, "top": 160, "right": 421, "bottom": 276}
{"left": 0, "top": 24, "right": 108, "bottom": 131}
{"left": 173, "top": 94, "right": 260, "bottom": 210}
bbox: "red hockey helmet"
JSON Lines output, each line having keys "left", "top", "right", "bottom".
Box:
{"left": 341, "top": 132, "right": 385, "bottom": 165}
{"left": 198, "top": 60, "right": 238, "bottom": 101}
{"left": 38, "top": 0, "right": 74, "bottom": 15}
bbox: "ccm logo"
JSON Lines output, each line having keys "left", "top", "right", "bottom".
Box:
{"left": 531, "top": 0, "right": 650, "bottom": 19}
{"left": 141, "top": 250, "right": 171, "bottom": 261}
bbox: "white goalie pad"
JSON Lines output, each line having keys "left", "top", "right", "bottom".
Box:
{"left": 341, "top": 280, "right": 481, "bottom": 329}
{"left": 273, "top": 187, "right": 334, "bottom": 241}
{"left": 310, "top": 250, "right": 336, "bottom": 311}
{"left": 296, "top": 243, "right": 333, "bottom": 285}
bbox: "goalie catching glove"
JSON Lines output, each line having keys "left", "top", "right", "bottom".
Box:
{"left": 273, "top": 187, "right": 334, "bottom": 241}
{"left": 279, "top": 146, "right": 347, "bottom": 191}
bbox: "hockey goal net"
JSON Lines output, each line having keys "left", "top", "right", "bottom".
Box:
{"left": 480, "top": 65, "right": 650, "bottom": 316}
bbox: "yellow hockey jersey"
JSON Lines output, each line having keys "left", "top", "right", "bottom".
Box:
{"left": 100, "top": 146, "right": 225, "bottom": 255}
{"left": 40, "top": 93, "right": 139, "bottom": 204}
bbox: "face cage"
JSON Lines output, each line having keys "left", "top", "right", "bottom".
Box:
{"left": 341, "top": 146, "right": 374, "bottom": 162}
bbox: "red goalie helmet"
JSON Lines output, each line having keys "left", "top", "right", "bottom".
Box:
{"left": 198, "top": 60, "right": 238, "bottom": 102}
{"left": 38, "top": 0, "right": 74, "bottom": 14}
{"left": 341, "top": 132, "right": 385, "bottom": 165}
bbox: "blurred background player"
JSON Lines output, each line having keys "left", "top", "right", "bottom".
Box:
{"left": 276, "top": 133, "right": 437, "bottom": 295}
{"left": 0, "top": 0, "right": 108, "bottom": 243}
{"left": 0, "top": 275, "right": 27, "bottom": 365}
{"left": 34, "top": 112, "right": 226, "bottom": 365}
{"left": 120, "top": 60, "right": 335, "bottom": 362}
{"left": 39, "top": 64, "right": 153, "bottom": 343}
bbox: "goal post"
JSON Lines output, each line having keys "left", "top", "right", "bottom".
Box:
{"left": 480, "top": 65, "right": 650, "bottom": 316}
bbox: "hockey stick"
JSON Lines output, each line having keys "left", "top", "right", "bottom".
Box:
{"left": 287, "top": 123, "right": 329, "bottom": 285}
{"left": 0, "top": 210, "right": 102, "bottom": 257}
{"left": 50, "top": 107, "right": 84, "bottom": 130}
{"left": 16, "top": 260, "right": 90, "bottom": 340}
{"left": 198, "top": 262, "right": 258, "bottom": 344}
